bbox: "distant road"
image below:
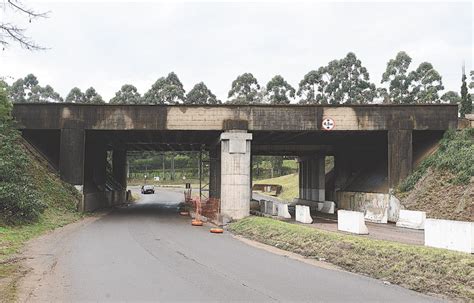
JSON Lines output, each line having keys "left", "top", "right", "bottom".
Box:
{"left": 21, "top": 188, "right": 441, "bottom": 302}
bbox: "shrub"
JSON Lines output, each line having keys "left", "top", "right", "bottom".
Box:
{"left": 0, "top": 89, "right": 46, "bottom": 224}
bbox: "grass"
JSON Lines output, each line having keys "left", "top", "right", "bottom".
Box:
{"left": 229, "top": 217, "right": 474, "bottom": 302}
{"left": 0, "top": 141, "right": 83, "bottom": 302}
{"left": 254, "top": 173, "right": 298, "bottom": 202}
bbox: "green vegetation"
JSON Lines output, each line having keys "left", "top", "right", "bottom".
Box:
{"left": 399, "top": 129, "right": 474, "bottom": 192}
{"left": 0, "top": 82, "right": 83, "bottom": 301}
{"left": 255, "top": 174, "right": 298, "bottom": 202}
{"left": 229, "top": 217, "right": 474, "bottom": 301}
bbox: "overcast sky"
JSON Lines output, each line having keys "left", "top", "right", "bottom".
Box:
{"left": 1, "top": 1, "right": 472, "bottom": 102}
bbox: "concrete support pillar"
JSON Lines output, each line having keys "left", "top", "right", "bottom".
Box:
{"left": 220, "top": 131, "right": 252, "bottom": 219}
{"left": 59, "top": 128, "right": 84, "bottom": 185}
{"left": 209, "top": 143, "right": 221, "bottom": 200}
{"left": 297, "top": 154, "right": 326, "bottom": 203}
{"left": 311, "top": 154, "right": 325, "bottom": 201}
{"left": 388, "top": 130, "right": 413, "bottom": 189}
{"left": 112, "top": 148, "right": 127, "bottom": 189}
{"left": 306, "top": 159, "right": 312, "bottom": 200}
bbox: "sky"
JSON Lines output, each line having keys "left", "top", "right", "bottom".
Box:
{"left": 0, "top": 0, "right": 472, "bottom": 102}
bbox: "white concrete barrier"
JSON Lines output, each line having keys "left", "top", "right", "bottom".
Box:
{"left": 337, "top": 210, "right": 368, "bottom": 235}
{"left": 388, "top": 195, "right": 401, "bottom": 222}
{"left": 425, "top": 219, "right": 474, "bottom": 253}
{"left": 364, "top": 207, "right": 388, "bottom": 224}
{"left": 321, "top": 201, "right": 335, "bottom": 214}
{"left": 317, "top": 202, "right": 324, "bottom": 211}
{"left": 277, "top": 203, "right": 291, "bottom": 219}
{"left": 259, "top": 200, "right": 266, "bottom": 213}
{"left": 265, "top": 200, "right": 277, "bottom": 216}
{"left": 396, "top": 210, "right": 426, "bottom": 230}
{"left": 296, "top": 205, "right": 313, "bottom": 224}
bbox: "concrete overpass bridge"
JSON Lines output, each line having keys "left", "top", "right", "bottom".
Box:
{"left": 13, "top": 103, "right": 458, "bottom": 219}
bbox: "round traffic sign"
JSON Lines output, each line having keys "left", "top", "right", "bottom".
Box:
{"left": 322, "top": 118, "right": 335, "bottom": 131}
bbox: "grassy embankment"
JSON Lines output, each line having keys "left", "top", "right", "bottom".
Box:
{"left": 0, "top": 128, "right": 83, "bottom": 302}
{"left": 397, "top": 128, "right": 473, "bottom": 221}
{"left": 229, "top": 216, "right": 473, "bottom": 301}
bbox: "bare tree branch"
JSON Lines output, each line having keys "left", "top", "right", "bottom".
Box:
{"left": 0, "top": 0, "right": 49, "bottom": 50}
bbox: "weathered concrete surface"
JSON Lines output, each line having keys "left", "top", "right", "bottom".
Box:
{"left": 396, "top": 210, "right": 426, "bottom": 230}
{"left": 337, "top": 191, "right": 401, "bottom": 223}
{"left": 425, "top": 219, "right": 474, "bottom": 253}
{"left": 18, "top": 188, "right": 439, "bottom": 302}
{"left": 365, "top": 207, "right": 388, "bottom": 224}
{"left": 296, "top": 205, "right": 313, "bottom": 224}
{"left": 220, "top": 131, "right": 252, "bottom": 219}
{"left": 13, "top": 103, "right": 458, "bottom": 131}
{"left": 338, "top": 210, "right": 369, "bottom": 235}
{"left": 277, "top": 203, "right": 291, "bottom": 219}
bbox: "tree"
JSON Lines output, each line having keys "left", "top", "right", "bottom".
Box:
{"left": 381, "top": 51, "right": 413, "bottom": 104}
{"left": 265, "top": 75, "right": 295, "bottom": 104}
{"left": 143, "top": 72, "right": 186, "bottom": 104}
{"left": 297, "top": 69, "right": 325, "bottom": 104}
{"left": 336, "top": 52, "right": 376, "bottom": 104}
{"left": 83, "top": 87, "right": 104, "bottom": 104}
{"left": 0, "top": 1, "right": 48, "bottom": 50}
{"left": 440, "top": 91, "right": 461, "bottom": 104}
{"left": 0, "top": 81, "right": 12, "bottom": 122}
{"left": 408, "top": 62, "right": 444, "bottom": 103}
{"left": 8, "top": 74, "right": 62, "bottom": 103}
{"left": 460, "top": 71, "right": 472, "bottom": 117}
{"left": 65, "top": 87, "right": 85, "bottom": 103}
{"left": 227, "top": 73, "right": 261, "bottom": 104}
{"left": 110, "top": 84, "right": 142, "bottom": 104}
{"left": 298, "top": 53, "right": 375, "bottom": 104}
{"left": 185, "top": 82, "right": 220, "bottom": 104}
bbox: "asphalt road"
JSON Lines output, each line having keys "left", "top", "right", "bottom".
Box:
{"left": 24, "top": 188, "right": 441, "bottom": 302}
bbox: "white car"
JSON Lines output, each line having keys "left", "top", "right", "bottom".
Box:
{"left": 141, "top": 185, "right": 155, "bottom": 194}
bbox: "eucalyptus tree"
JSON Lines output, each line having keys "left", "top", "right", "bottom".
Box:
{"left": 408, "top": 62, "right": 444, "bottom": 103}
{"left": 110, "top": 84, "right": 142, "bottom": 104}
{"left": 185, "top": 82, "right": 220, "bottom": 104}
{"left": 65, "top": 87, "right": 85, "bottom": 103}
{"left": 381, "top": 51, "right": 413, "bottom": 104}
{"left": 227, "top": 73, "right": 261, "bottom": 104}
{"left": 143, "top": 72, "right": 186, "bottom": 104}
{"left": 83, "top": 87, "right": 104, "bottom": 104}
{"left": 265, "top": 75, "right": 295, "bottom": 104}
{"left": 298, "top": 52, "right": 375, "bottom": 104}
{"left": 440, "top": 91, "right": 461, "bottom": 104}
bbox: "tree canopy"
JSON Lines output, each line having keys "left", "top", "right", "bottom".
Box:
{"left": 110, "top": 84, "right": 142, "bottom": 104}
{"left": 408, "top": 62, "right": 444, "bottom": 103}
{"left": 143, "top": 72, "right": 186, "bottom": 104}
{"left": 9, "top": 74, "right": 62, "bottom": 103}
{"left": 266, "top": 75, "right": 295, "bottom": 104}
{"left": 185, "top": 82, "right": 220, "bottom": 105}
{"left": 227, "top": 73, "right": 261, "bottom": 104}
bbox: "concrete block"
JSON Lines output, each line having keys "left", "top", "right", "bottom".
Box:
{"left": 265, "top": 200, "right": 277, "bottom": 216}
{"left": 364, "top": 207, "right": 388, "bottom": 224}
{"left": 388, "top": 195, "right": 401, "bottom": 223}
{"left": 295, "top": 205, "right": 313, "bottom": 224}
{"left": 425, "top": 219, "right": 474, "bottom": 253}
{"left": 337, "top": 210, "right": 368, "bottom": 235}
{"left": 396, "top": 210, "right": 426, "bottom": 230}
{"left": 259, "top": 200, "right": 266, "bottom": 213}
{"left": 277, "top": 203, "right": 291, "bottom": 219}
{"left": 321, "top": 201, "right": 335, "bottom": 214}
{"left": 317, "top": 202, "right": 324, "bottom": 211}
